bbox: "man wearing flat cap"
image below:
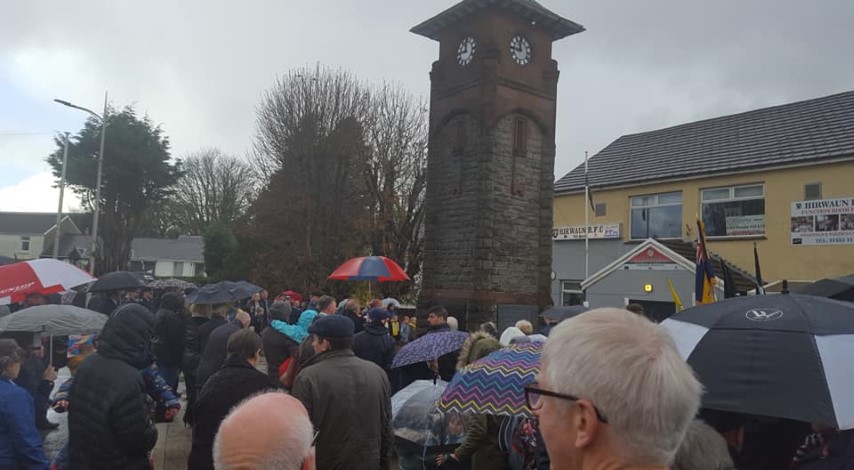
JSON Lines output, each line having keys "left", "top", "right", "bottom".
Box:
{"left": 291, "top": 314, "right": 393, "bottom": 470}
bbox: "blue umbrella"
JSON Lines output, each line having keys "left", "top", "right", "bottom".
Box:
{"left": 392, "top": 331, "right": 469, "bottom": 369}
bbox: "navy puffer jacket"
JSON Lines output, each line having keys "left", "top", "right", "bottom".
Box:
{"left": 68, "top": 304, "right": 158, "bottom": 470}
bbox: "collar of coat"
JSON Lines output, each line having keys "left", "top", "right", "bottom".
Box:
{"left": 302, "top": 348, "right": 355, "bottom": 369}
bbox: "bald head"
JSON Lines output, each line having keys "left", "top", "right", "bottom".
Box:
{"left": 214, "top": 392, "right": 314, "bottom": 470}
{"left": 234, "top": 310, "right": 251, "bottom": 328}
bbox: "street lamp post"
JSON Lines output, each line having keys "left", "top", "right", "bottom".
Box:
{"left": 54, "top": 92, "right": 108, "bottom": 274}
{"left": 52, "top": 132, "right": 70, "bottom": 259}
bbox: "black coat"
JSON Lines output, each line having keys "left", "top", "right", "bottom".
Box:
{"left": 68, "top": 304, "right": 158, "bottom": 470}
{"left": 182, "top": 316, "right": 210, "bottom": 376}
{"left": 197, "top": 315, "right": 227, "bottom": 354}
{"left": 353, "top": 323, "right": 396, "bottom": 372}
{"left": 188, "top": 357, "right": 280, "bottom": 470}
{"left": 152, "top": 293, "right": 187, "bottom": 367}
{"left": 195, "top": 320, "right": 243, "bottom": 392}
{"left": 86, "top": 295, "right": 118, "bottom": 316}
{"left": 260, "top": 327, "right": 300, "bottom": 380}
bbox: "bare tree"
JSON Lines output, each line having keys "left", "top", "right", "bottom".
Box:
{"left": 362, "top": 84, "right": 428, "bottom": 297}
{"left": 171, "top": 148, "right": 255, "bottom": 234}
{"left": 242, "top": 66, "right": 373, "bottom": 290}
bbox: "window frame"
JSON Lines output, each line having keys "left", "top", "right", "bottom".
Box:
{"left": 594, "top": 203, "right": 607, "bottom": 217}
{"left": 629, "top": 191, "right": 683, "bottom": 240}
{"left": 700, "top": 183, "right": 766, "bottom": 239}
{"left": 561, "top": 280, "right": 585, "bottom": 306}
{"left": 20, "top": 236, "right": 30, "bottom": 251}
{"left": 804, "top": 182, "right": 822, "bottom": 201}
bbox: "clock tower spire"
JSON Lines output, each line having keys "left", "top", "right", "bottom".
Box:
{"left": 412, "top": 0, "right": 584, "bottom": 327}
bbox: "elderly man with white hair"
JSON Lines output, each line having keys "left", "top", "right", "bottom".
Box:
{"left": 213, "top": 392, "right": 315, "bottom": 470}
{"left": 529, "top": 308, "right": 702, "bottom": 469}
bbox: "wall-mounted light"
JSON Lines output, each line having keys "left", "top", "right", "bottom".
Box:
{"left": 644, "top": 284, "right": 654, "bottom": 293}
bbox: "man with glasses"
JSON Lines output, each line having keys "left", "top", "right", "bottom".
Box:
{"left": 214, "top": 392, "right": 315, "bottom": 469}
{"left": 527, "top": 308, "right": 701, "bottom": 469}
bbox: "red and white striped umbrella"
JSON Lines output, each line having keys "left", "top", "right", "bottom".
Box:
{"left": 0, "top": 259, "right": 94, "bottom": 305}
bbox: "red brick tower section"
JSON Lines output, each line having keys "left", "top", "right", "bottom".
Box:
{"left": 412, "top": 0, "right": 584, "bottom": 327}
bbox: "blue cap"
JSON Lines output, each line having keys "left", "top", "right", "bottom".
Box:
{"left": 367, "top": 308, "right": 391, "bottom": 322}
{"left": 308, "top": 314, "right": 355, "bottom": 338}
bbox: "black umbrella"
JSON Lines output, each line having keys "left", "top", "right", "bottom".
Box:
{"left": 185, "top": 284, "right": 235, "bottom": 305}
{"left": 662, "top": 293, "right": 854, "bottom": 429}
{"left": 797, "top": 275, "right": 854, "bottom": 301}
{"left": 88, "top": 271, "right": 146, "bottom": 292}
{"left": 541, "top": 305, "right": 589, "bottom": 322}
{"left": 217, "top": 280, "right": 263, "bottom": 300}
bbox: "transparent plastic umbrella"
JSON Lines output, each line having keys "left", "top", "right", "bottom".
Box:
{"left": 393, "top": 380, "right": 467, "bottom": 469}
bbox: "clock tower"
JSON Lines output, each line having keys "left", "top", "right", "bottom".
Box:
{"left": 412, "top": 0, "right": 584, "bottom": 327}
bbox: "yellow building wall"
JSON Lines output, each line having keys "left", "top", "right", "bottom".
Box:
{"left": 553, "top": 160, "right": 854, "bottom": 282}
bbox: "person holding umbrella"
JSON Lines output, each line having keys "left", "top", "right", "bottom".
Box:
{"left": 0, "top": 339, "right": 50, "bottom": 469}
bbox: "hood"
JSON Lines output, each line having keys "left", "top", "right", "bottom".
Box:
{"left": 456, "top": 331, "right": 500, "bottom": 370}
{"left": 271, "top": 310, "right": 318, "bottom": 344}
{"left": 97, "top": 303, "right": 155, "bottom": 370}
{"left": 363, "top": 323, "right": 389, "bottom": 336}
{"left": 158, "top": 292, "right": 184, "bottom": 312}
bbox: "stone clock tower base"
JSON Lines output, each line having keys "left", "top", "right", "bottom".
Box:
{"left": 412, "top": 0, "right": 584, "bottom": 329}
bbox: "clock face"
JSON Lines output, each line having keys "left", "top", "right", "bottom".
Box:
{"left": 510, "top": 36, "right": 532, "bottom": 65}
{"left": 457, "top": 37, "right": 476, "bottom": 66}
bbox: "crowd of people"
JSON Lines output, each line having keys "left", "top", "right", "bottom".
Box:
{"left": 1, "top": 286, "right": 852, "bottom": 469}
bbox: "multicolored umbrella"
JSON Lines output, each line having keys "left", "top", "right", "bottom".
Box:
{"left": 392, "top": 330, "right": 469, "bottom": 369}
{"left": 0, "top": 259, "right": 94, "bottom": 305}
{"left": 439, "top": 340, "right": 543, "bottom": 417}
{"left": 329, "top": 256, "right": 411, "bottom": 282}
{"left": 148, "top": 278, "right": 196, "bottom": 290}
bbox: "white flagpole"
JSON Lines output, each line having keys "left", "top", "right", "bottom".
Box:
{"left": 584, "top": 151, "right": 590, "bottom": 281}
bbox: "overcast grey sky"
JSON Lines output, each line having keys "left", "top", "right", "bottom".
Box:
{"left": 2, "top": 0, "right": 853, "bottom": 211}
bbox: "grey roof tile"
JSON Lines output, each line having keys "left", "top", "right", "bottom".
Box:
{"left": 555, "top": 91, "right": 854, "bottom": 193}
{"left": 0, "top": 212, "right": 62, "bottom": 235}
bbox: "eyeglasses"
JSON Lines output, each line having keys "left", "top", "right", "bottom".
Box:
{"left": 524, "top": 384, "right": 609, "bottom": 423}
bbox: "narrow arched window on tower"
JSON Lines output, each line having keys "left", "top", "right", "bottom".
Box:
{"left": 452, "top": 119, "right": 467, "bottom": 155}
{"left": 513, "top": 117, "right": 528, "bottom": 156}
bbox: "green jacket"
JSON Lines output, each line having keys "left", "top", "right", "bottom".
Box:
{"left": 453, "top": 332, "right": 507, "bottom": 470}
{"left": 292, "top": 349, "right": 393, "bottom": 470}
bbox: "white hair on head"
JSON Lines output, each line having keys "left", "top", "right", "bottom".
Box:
{"left": 499, "top": 326, "right": 525, "bottom": 346}
{"left": 446, "top": 316, "right": 459, "bottom": 331}
{"left": 672, "top": 419, "right": 734, "bottom": 470}
{"left": 213, "top": 391, "right": 314, "bottom": 470}
{"left": 542, "top": 308, "right": 701, "bottom": 466}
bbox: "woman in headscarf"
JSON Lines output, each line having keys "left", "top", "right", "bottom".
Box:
{"left": 0, "top": 339, "right": 50, "bottom": 469}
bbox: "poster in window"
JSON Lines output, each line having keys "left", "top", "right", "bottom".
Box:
{"left": 724, "top": 215, "right": 765, "bottom": 236}
{"left": 791, "top": 197, "right": 854, "bottom": 245}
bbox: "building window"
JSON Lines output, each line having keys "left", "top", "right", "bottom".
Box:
{"left": 630, "top": 192, "right": 683, "bottom": 239}
{"left": 804, "top": 183, "right": 822, "bottom": 201}
{"left": 561, "top": 281, "right": 585, "bottom": 306}
{"left": 452, "top": 119, "right": 466, "bottom": 155}
{"left": 701, "top": 184, "right": 765, "bottom": 237}
{"left": 513, "top": 118, "right": 527, "bottom": 156}
{"left": 20, "top": 236, "right": 30, "bottom": 251}
{"left": 173, "top": 262, "right": 184, "bottom": 277}
{"left": 595, "top": 203, "right": 607, "bottom": 217}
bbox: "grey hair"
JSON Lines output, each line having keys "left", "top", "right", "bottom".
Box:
{"left": 213, "top": 391, "right": 313, "bottom": 470}
{"left": 543, "top": 308, "right": 702, "bottom": 466}
{"left": 672, "top": 419, "right": 734, "bottom": 470}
